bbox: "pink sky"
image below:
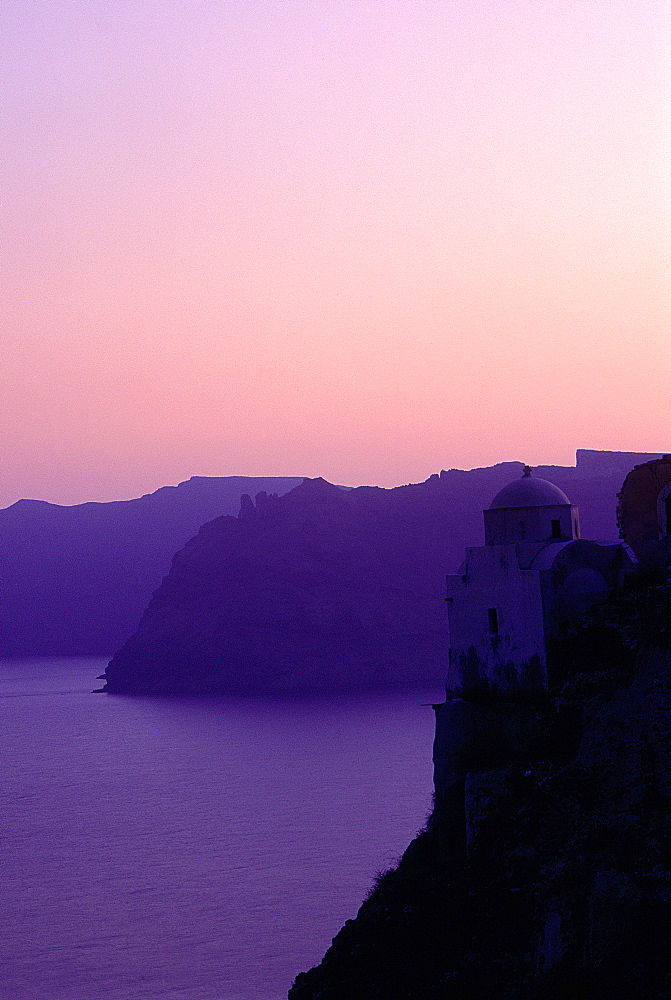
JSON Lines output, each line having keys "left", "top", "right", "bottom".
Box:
{"left": 2, "top": 1, "right": 669, "bottom": 507}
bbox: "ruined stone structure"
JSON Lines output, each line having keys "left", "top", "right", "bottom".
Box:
{"left": 617, "top": 454, "right": 671, "bottom": 573}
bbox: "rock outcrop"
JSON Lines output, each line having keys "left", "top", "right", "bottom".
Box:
{"left": 289, "top": 584, "right": 671, "bottom": 999}
{"left": 617, "top": 455, "right": 671, "bottom": 573}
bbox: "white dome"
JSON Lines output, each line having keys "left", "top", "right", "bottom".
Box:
{"left": 489, "top": 470, "right": 571, "bottom": 510}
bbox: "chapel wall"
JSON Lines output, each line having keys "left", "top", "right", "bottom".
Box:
{"left": 446, "top": 544, "right": 547, "bottom": 698}
{"left": 484, "top": 504, "right": 579, "bottom": 545}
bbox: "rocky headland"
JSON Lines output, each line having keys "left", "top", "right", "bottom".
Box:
{"left": 103, "top": 473, "right": 456, "bottom": 693}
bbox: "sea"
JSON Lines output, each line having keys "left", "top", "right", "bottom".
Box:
{"left": 1, "top": 658, "right": 442, "bottom": 1000}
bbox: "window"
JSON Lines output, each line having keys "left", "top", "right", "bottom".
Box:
{"left": 488, "top": 608, "right": 499, "bottom": 634}
{"left": 519, "top": 520, "right": 526, "bottom": 539}
{"left": 551, "top": 519, "right": 561, "bottom": 539}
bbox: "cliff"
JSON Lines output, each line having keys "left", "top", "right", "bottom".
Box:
{"left": 103, "top": 474, "right": 460, "bottom": 693}
{"left": 102, "top": 451, "right": 660, "bottom": 694}
{"left": 288, "top": 585, "right": 671, "bottom": 999}
{"left": 0, "top": 476, "right": 301, "bottom": 656}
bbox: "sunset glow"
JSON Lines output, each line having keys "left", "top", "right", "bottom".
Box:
{"left": 3, "top": 1, "right": 670, "bottom": 507}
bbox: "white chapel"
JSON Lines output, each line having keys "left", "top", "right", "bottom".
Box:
{"left": 445, "top": 467, "right": 634, "bottom": 699}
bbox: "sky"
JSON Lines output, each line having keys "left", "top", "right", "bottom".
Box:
{"left": 2, "top": 0, "right": 670, "bottom": 508}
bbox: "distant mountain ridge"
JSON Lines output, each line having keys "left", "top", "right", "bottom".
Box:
{"left": 1, "top": 451, "right": 661, "bottom": 664}
{"left": 102, "top": 450, "right": 662, "bottom": 694}
{"left": 0, "top": 476, "right": 302, "bottom": 656}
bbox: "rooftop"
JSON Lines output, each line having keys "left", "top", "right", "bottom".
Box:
{"left": 489, "top": 467, "right": 571, "bottom": 510}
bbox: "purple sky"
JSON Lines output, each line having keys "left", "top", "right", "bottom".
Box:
{"left": 3, "top": 1, "right": 670, "bottom": 507}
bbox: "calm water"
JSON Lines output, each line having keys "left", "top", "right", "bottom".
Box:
{"left": 1, "top": 658, "right": 441, "bottom": 1000}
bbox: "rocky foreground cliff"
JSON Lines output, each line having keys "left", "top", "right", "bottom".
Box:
{"left": 103, "top": 451, "right": 654, "bottom": 694}
{"left": 288, "top": 585, "right": 671, "bottom": 999}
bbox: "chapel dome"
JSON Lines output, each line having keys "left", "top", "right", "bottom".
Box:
{"left": 489, "top": 468, "right": 571, "bottom": 510}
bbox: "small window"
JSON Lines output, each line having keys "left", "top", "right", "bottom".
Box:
{"left": 488, "top": 608, "right": 499, "bottom": 634}
{"left": 551, "top": 519, "right": 561, "bottom": 539}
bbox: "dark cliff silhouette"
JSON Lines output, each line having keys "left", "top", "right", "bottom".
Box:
{"left": 0, "top": 476, "right": 302, "bottom": 656}
{"left": 288, "top": 462, "right": 671, "bottom": 999}
{"left": 289, "top": 611, "right": 671, "bottom": 999}
{"left": 102, "top": 451, "right": 660, "bottom": 694}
